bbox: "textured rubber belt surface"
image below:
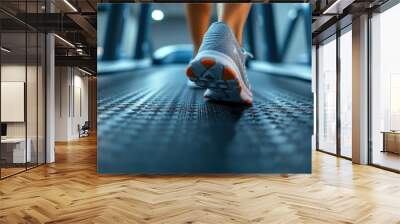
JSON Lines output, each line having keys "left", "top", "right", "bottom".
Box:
{"left": 98, "top": 65, "right": 313, "bottom": 173}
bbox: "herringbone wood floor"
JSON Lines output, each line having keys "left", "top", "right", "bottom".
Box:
{"left": 1, "top": 135, "right": 400, "bottom": 224}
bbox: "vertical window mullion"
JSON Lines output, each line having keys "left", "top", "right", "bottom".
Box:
{"left": 336, "top": 27, "right": 341, "bottom": 157}
{"left": 36, "top": 0, "right": 39, "bottom": 167}
{"left": 316, "top": 44, "right": 320, "bottom": 151}
{"left": 0, "top": 24, "right": 2, "bottom": 179}
{"left": 25, "top": 0, "right": 28, "bottom": 171}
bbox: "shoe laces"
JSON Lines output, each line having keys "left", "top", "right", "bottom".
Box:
{"left": 240, "top": 48, "right": 253, "bottom": 89}
{"left": 242, "top": 49, "right": 254, "bottom": 60}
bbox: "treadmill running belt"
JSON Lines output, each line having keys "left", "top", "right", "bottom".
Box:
{"left": 98, "top": 65, "right": 313, "bottom": 173}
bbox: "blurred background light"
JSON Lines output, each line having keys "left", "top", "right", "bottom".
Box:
{"left": 152, "top": 9, "right": 164, "bottom": 21}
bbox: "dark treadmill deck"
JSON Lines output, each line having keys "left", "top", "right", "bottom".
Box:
{"left": 98, "top": 65, "right": 313, "bottom": 173}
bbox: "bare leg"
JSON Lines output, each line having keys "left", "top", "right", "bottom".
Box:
{"left": 219, "top": 3, "right": 251, "bottom": 45}
{"left": 186, "top": 3, "right": 212, "bottom": 55}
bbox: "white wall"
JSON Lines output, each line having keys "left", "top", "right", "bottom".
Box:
{"left": 73, "top": 73, "right": 89, "bottom": 137}
{"left": 54, "top": 67, "right": 89, "bottom": 141}
{"left": 1, "top": 65, "right": 26, "bottom": 81}
{"left": 55, "top": 67, "right": 70, "bottom": 141}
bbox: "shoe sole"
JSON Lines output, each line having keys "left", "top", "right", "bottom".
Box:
{"left": 186, "top": 50, "right": 252, "bottom": 105}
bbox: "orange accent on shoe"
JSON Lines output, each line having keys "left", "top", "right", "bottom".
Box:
{"left": 201, "top": 58, "right": 215, "bottom": 69}
{"left": 186, "top": 67, "right": 195, "bottom": 79}
{"left": 223, "top": 67, "right": 236, "bottom": 80}
{"left": 243, "top": 99, "right": 253, "bottom": 105}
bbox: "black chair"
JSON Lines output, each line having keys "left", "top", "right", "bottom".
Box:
{"left": 79, "top": 121, "right": 90, "bottom": 138}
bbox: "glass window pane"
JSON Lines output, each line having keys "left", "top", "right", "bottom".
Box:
{"left": 318, "top": 36, "right": 337, "bottom": 154}
{"left": 1, "top": 30, "right": 27, "bottom": 177}
{"left": 371, "top": 4, "right": 400, "bottom": 171}
{"left": 27, "top": 31, "right": 38, "bottom": 169}
{"left": 26, "top": 0, "right": 39, "bottom": 169}
{"left": 339, "top": 29, "right": 352, "bottom": 158}
{"left": 1, "top": 0, "right": 46, "bottom": 179}
{"left": 38, "top": 33, "right": 45, "bottom": 165}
